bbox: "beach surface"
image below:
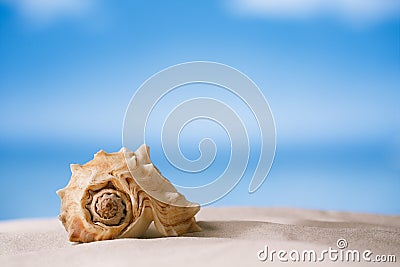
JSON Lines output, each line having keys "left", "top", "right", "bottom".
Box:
{"left": 1, "top": 207, "right": 399, "bottom": 266}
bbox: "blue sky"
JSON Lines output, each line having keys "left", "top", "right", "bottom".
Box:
{"left": 0, "top": 0, "right": 399, "bottom": 219}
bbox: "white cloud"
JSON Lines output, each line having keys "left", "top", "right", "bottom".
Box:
{"left": 2, "top": 0, "right": 94, "bottom": 25}
{"left": 232, "top": 0, "right": 400, "bottom": 24}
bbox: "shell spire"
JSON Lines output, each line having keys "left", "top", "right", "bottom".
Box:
{"left": 57, "top": 144, "right": 201, "bottom": 243}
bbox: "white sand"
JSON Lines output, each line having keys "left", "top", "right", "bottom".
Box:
{"left": 0, "top": 207, "right": 399, "bottom": 266}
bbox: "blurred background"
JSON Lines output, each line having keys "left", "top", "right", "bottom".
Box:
{"left": 0, "top": 0, "right": 399, "bottom": 220}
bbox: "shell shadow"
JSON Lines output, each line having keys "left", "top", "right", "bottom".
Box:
{"left": 142, "top": 220, "right": 274, "bottom": 239}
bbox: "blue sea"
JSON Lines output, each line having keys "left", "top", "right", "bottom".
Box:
{"left": 1, "top": 137, "right": 398, "bottom": 220}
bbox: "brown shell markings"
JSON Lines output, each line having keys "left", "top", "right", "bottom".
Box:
{"left": 57, "top": 144, "right": 201, "bottom": 243}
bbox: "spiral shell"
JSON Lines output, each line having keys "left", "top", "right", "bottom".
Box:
{"left": 57, "top": 144, "right": 201, "bottom": 243}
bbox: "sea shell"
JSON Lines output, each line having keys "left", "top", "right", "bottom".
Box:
{"left": 57, "top": 144, "right": 201, "bottom": 243}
